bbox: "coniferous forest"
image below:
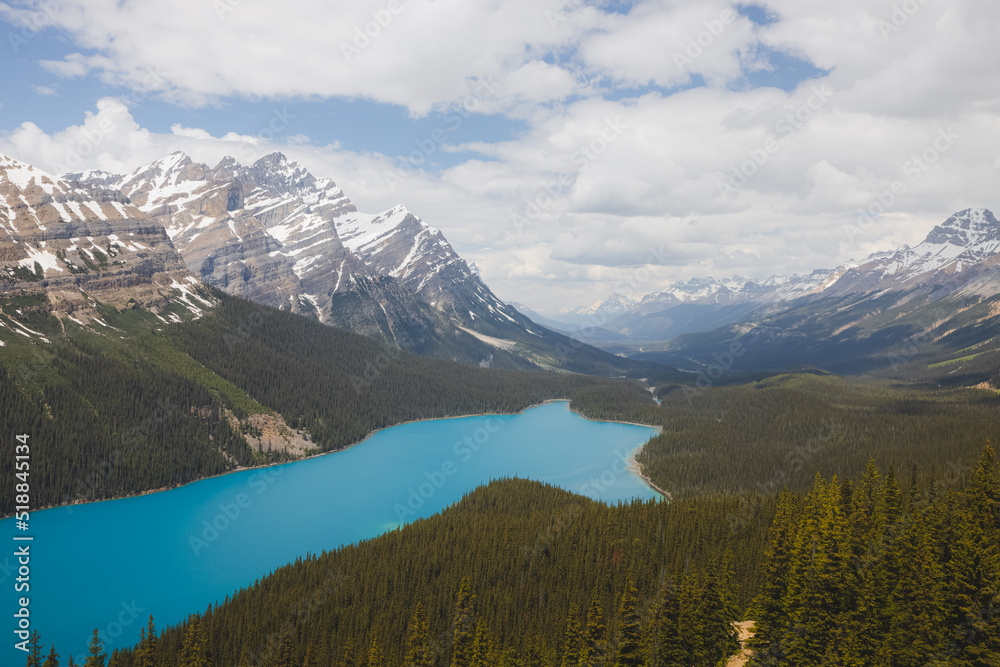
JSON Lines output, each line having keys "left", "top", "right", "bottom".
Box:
{"left": 5, "top": 292, "right": 1000, "bottom": 667}
{"left": 0, "top": 292, "right": 656, "bottom": 515}
{"left": 22, "top": 447, "right": 1000, "bottom": 667}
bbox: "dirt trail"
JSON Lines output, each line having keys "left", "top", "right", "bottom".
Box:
{"left": 726, "top": 620, "right": 756, "bottom": 667}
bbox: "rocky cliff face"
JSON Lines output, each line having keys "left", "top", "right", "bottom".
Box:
{"left": 70, "top": 152, "right": 534, "bottom": 347}
{"left": 0, "top": 153, "right": 210, "bottom": 325}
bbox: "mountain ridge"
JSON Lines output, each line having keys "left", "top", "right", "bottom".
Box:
{"left": 570, "top": 208, "right": 1000, "bottom": 343}
{"left": 0, "top": 152, "right": 215, "bottom": 331}
{"left": 63, "top": 151, "right": 648, "bottom": 375}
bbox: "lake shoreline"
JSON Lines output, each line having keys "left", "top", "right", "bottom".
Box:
{"left": 16, "top": 398, "right": 667, "bottom": 516}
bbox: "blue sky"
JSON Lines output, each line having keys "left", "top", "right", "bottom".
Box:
{"left": 1, "top": 0, "right": 997, "bottom": 311}
{"left": 1, "top": 2, "right": 819, "bottom": 171}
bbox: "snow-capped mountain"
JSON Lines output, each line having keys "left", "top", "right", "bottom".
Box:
{"left": 558, "top": 293, "right": 638, "bottom": 323}
{"left": 66, "top": 152, "right": 637, "bottom": 373}
{"left": 0, "top": 153, "right": 210, "bottom": 331}
{"left": 567, "top": 208, "right": 1000, "bottom": 343}
{"left": 636, "top": 208, "right": 1000, "bottom": 374}
{"left": 69, "top": 152, "right": 524, "bottom": 331}
{"left": 822, "top": 208, "right": 1000, "bottom": 297}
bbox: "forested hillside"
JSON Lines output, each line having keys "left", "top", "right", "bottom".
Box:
{"left": 28, "top": 446, "right": 999, "bottom": 667}
{"left": 636, "top": 373, "right": 1000, "bottom": 499}
{"left": 70, "top": 479, "right": 769, "bottom": 667}
{"left": 0, "top": 290, "right": 658, "bottom": 515}
{"left": 749, "top": 447, "right": 1000, "bottom": 666}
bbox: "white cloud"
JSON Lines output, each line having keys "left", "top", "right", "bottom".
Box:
{"left": 1, "top": 0, "right": 999, "bottom": 311}
{"left": 30, "top": 85, "right": 57, "bottom": 96}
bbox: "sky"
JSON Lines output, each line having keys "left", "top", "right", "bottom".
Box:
{"left": 1, "top": 0, "right": 999, "bottom": 314}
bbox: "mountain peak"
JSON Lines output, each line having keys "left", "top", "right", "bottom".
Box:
{"left": 922, "top": 208, "right": 999, "bottom": 247}
{"left": 254, "top": 151, "right": 289, "bottom": 166}
{"left": 0, "top": 153, "right": 66, "bottom": 191}
{"left": 246, "top": 152, "right": 315, "bottom": 193}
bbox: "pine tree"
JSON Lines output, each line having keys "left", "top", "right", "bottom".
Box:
{"left": 887, "top": 511, "right": 945, "bottom": 665}
{"left": 582, "top": 593, "right": 607, "bottom": 667}
{"left": 522, "top": 635, "right": 545, "bottom": 667}
{"left": 944, "top": 444, "right": 1000, "bottom": 666}
{"left": 274, "top": 629, "right": 296, "bottom": 667}
{"left": 367, "top": 635, "right": 386, "bottom": 667}
{"left": 405, "top": 603, "right": 432, "bottom": 667}
{"left": 558, "top": 605, "right": 582, "bottom": 667}
{"left": 135, "top": 616, "right": 156, "bottom": 667}
{"left": 42, "top": 645, "right": 60, "bottom": 667}
{"left": 179, "top": 618, "right": 209, "bottom": 667}
{"left": 693, "top": 566, "right": 738, "bottom": 666}
{"left": 26, "top": 630, "right": 43, "bottom": 667}
{"left": 748, "top": 490, "right": 796, "bottom": 662}
{"left": 613, "top": 579, "right": 643, "bottom": 667}
{"left": 67, "top": 658, "right": 76, "bottom": 667}
{"left": 655, "top": 582, "right": 685, "bottom": 667}
{"left": 970, "top": 442, "right": 1000, "bottom": 532}
{"left": 451, "top": 577, "right": 477, "bottom": 667}
{"left": 302, "top": 642, "right": 318, "bottom": 667}
{"left": 337, "top": 640, "right": 356, "bottom": 667}
{"left": 84, "top": 629, "right": 106, "bottom": 667}
{"left": 884, "top": 463, "right": 902, "bottom": 525}
{"left": 471, "top": 619, "right": 494, "bottom": 667}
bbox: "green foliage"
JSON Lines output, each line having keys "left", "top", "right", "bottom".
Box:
{"left": 85, "top": 629, "right": 106, "bottom": 667}
{"left": 636, "top": 373, "right": 1000, "bottom": 499}
{"left": 109, "top": 479, "right": 763, "bottom": 667}
{"left": 612, "top": 581, "right": 642, "bottom": 667}
{"left": 0, "top": 291, "right": 659, "bottom": 515}
{"left": 749, "top": 446, "right": 1000, "bottom": 667}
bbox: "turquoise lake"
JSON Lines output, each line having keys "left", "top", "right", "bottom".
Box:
{"left": 1, "top": 401, "right": 659, "bottom": 664}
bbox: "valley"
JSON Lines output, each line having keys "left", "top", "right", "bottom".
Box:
{"left": 1, "top": 151, "right": 998, "bottom": 667}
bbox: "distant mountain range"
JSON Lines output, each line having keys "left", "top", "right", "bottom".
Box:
{"left": 552, "top": 208, "right": 1000, "bottom": 347}
{"left": 616, "top": 208, "right": 1000, "bottom": 378}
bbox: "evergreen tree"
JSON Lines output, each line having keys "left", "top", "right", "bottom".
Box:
{"left": 970, "top": 442, "right": 1000, "bottom": 532}
{"left": 613, "top": 580, "right": 643, "bottom": 667}
{"left": 944, "top": 445, "right": 1000, "bottom": 666}
{"left": 748, "top": 490, "right": 795, "bottom": 662}
{"left": 451, "top": 577, "right": 477, "bottom": 667}
{"left": 337, "top": 640, "right": 356, "bottom": 667}
{"left": 471, "top": 619, "right": 494, "bottom": 667}
{"left": 655, "top": 582, "right": 685, "bottom": 667}
{"left": 179, "top": 618, "right": 209, "bottom": 667}
{"left": 522, "top": 635, "right": 545, "bottom": 667}
{"left": 884, "top": 462, "right": 902, "bottom": 525}
{"left": 367, "top": 635, "right": 386, "bottom": 667}
{"left": 582, "top": 593, "right": 607, "bottom": 667}
{"left": 405, "top": 603, "right": 432, "bottom": 667}
{"left": 302, "top": 642, "right": 318, "bottom": 667}
{"left": 558, "top": 604, "right": 582, "bottom": 667}
{"left": 135, "top": 616, "right": 156, "bottom": 667}
{"left": 84, "top": 629, "right": 106, "bottom": 667}
{"left": 42, "top": 645, "right": 60, "bottom": 667}
{"left": 887, "top": 511, "right": 945, "bottom": 665}
{"left": 274, "top": 629, "right": 296, "bottom": 667}
{"left": 693, "top": 566, "right": 738, "bottom": 665}
{"left": 26, "top": 630, "right": 43, "bottom": 667}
